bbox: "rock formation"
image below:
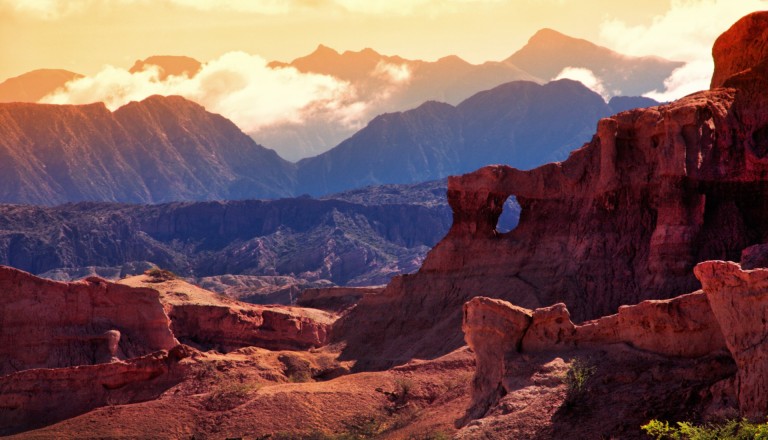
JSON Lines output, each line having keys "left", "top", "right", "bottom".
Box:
{"left": 0, "top": 266, "right": 177, "bottom": 375}
{"left": 119, "top": 274, "right": 336, "bottom": 352}
{"left": 0, "top": 347, "right": 191, "bottom": 436}
{"left": 337, "top": 10, "right": 768, "bottom": 370}
{"left": 695, "top": 261, "right": 768, "bottom": 419}
{"left": 297, "top": 285, "right": 385, "bottom": 311}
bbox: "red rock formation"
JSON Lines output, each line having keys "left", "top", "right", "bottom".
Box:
{"left": 462, "top": 297, "right": 531, "bottom": 418}
{"left": 337, "top": 11, "right": 768, "bottom": 369}
{"left": 297, "top": 285, "right": 385, "bottom": 311}
{"left": 0, "top": 346, "right": 191, "bottom": 436}
{"left": 711, "top": 11, "right": 768, "bottom": 89}
{"left": 695, "top": 261, "right": 768, "bottom": 419}
{"left": 120, "top": 275, "right": 335, "bottom": 352}
{"left": 0, "top": 266, "right": 177, "bottom": 375}
{"left": 463, "top": 291, "right": 728, "bottom": 416}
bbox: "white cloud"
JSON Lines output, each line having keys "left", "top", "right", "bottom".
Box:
{"left": 373, "top": 61, "right": 411, "bottom": 84}
{"left": 599, "top": 0, "right": 768, "bottom": 100}
{"left": 41, "top": 51, "right": 365, "bottom": 133}
{"left": 553, "top": 67, "right": 611, "bottom": 100}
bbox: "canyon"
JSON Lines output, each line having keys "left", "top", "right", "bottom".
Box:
{"left": 4, "top": 10, "right": 768, "bottom": 440}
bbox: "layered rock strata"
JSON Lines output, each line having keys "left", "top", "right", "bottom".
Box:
{"left": 695, "top": 261, "right": 768, "bottom": 419}
{"left": 0, "top": 347, "right": 191, "bottom": 436}
{"left": 463, "top": 259, "right": 768, "bottom": 422}
{"left": 120, "top": 275, "right": 335, "bottom": 352}
{"left": 0, "top": 266, "right": 177, "bottom": 375}
{"left": 337, "top": 11, "right": 768, "bottom": 369}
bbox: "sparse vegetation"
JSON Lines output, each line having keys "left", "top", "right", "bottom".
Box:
{"left": 279, "top": 353, "right": 314, "bottom": 383}
{"left": 203, "top": 381, "right": 259, "bottom": 411}
{"left": 642, "top": 418, "right": 768, "bottom": 440}
{"left": 144, "top": 267, "right": 178, "bottom": 283}
{"left": 561, "top": 357, "right": 595, "bottom": 400}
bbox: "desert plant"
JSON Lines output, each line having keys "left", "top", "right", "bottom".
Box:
{"left": 561, "top": 357, "right": 595, "bottom": 397}
{"left": 642, "top": 418, "right": 768, "bottom": 440}
{"left": 279, "top": 353, "right": 314, "bottom": 383}
{"left": 203, "top": 381, "right": 258, "bottom": 411}
{"left": 144, "top": 267, "right": 178, "bottom": 283}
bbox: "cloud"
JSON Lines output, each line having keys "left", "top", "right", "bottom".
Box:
{"left": 599, "top": 0, "right": 768, "bottom": 100}
{"left": 553, "top": 67, "right": 611, "bottom": 100}
{"left": 373, "top": 61, "right": 411, "bottom": 84}
{"left": 41, "top": 51, "right": 366, "bottom": 132}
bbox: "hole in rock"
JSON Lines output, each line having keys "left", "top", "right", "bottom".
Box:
{"left": 496, "top": 196, "right": 521, "bottom": 234}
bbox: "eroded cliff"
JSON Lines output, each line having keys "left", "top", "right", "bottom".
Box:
{"left": 337, "top": 10, "right": 768, "bottom": 370}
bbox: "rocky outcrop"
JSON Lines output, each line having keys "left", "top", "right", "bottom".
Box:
{"left": 0, "top": 266, "right": 177, "bottom": 375}
{"left": 694, "top": 261, "right": 768, "bottom": 419}
{"left": 298, "top": 286, "right": 385, "bottom": 311}
{"left": 119, "top": 275, "right": 335, "bottom": 352}
{"left": 462, "top": 290, "right": 729, "bottom": 417}
{"left": 711, "top": 11, "right": 768, "bottom": 88}
{"left": 337, "top": 11, "right": 768, "bottom": 369}
{"left": 0, "top": 346, "right": 191, "bottom": 436}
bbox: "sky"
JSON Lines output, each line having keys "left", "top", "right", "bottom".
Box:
{"left": 2, "top": 0, "right": 767, "bottom": 159}
{"left": 4, "top": 0, "right": 757, "bottom": 79}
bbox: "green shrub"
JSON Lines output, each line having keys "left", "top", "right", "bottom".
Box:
{"left": 561, "top": 357, "right": 595, "bottom": 398}
{"left": 641, "top": 418, "right": 768, "bottom": 440}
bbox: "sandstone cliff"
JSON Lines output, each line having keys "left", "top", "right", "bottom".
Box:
{"left": 0, "top": 266, "right": 177, "bottom": 375}
{"left": 337, "top": 10, "right": 768, "bottom": 370}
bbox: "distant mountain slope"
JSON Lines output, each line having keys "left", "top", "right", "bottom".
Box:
{"left": 505, "top": 28, "right": 684, "bottom": 96}
{"left": 0, "top": 193, "right": 454, "bottom": 287}
{"left": 264, "top": 45, "right": 540, "bottom": 159}
{"left": 0, "top": 95, "right": 295, "bottom": 204}
{"left": 0, "top": 69, "right": 82, "bottom": 103}
{"left": 129, "top": 55, "right": 202, "bottom": 79}
{"left": 295, "top": 79, "right": 613, "bottom": 195}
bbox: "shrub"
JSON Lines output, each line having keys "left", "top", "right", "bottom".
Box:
{"left": 561, "top": 357, "right": 595, "bottom": 397}
{"left": 203, "top": 382, "right": 258, "bottom": 411}
{"left": 641, "top": 418, "right": 768, "bottom": 440}
{"left": 144, "top": 268, "right": 178, "bottom": 283}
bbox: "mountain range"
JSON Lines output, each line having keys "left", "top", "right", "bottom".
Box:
{"left": 0, "top": 96, "right": 294, "bottom": 204}
{"left": 0, "top": 79, "right": 657, "bottom": 204}
{"left": 0, "top": 28, "right": 680, "bottom": 161}
{"left": 0, "top": 180, "right": 460, "bottom": 288}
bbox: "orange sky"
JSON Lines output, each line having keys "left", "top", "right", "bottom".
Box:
{"left": 2, "top": 0, "right": 766, "bottom": 101}
{"left": 0, "top": 0, "right": 681, "bottom": 79}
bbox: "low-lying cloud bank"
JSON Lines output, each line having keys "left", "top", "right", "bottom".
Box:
{"left": 41, "top": 51, "right": 372, "bottom": 135}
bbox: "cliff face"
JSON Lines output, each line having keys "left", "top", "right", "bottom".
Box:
{"left": 0, "top": 267, "right": 177, "bottom": 375}
{"left": 337, "top": 11, "right": 768, "bottom": 369}
{"left": 0, "top": 95, "right": 295, "bottom": 204}
{"left": 459, "top": 259, "right": 768, "bottom": 434}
